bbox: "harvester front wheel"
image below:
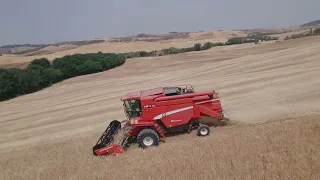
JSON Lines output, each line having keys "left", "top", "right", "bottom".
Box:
{"left": 137, "top": 128, "right": 160, "bottom": 149}
{"left": 197, "top": 124, "right": 210, "bottom": 136}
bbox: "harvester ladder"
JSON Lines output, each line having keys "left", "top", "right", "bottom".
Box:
{"left": 154, "top": 123, "right": 166, "bottom": 141}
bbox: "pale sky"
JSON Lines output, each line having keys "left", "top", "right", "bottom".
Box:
{"left": 0, "top": 0, "right": 319, "bottom": 46}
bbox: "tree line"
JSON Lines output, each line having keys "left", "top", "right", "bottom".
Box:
{"left": 0, "top": 52, "right": 125, "bottom": 101}
{"left": 123, "top": 33, "right": 278, "bottom": 58}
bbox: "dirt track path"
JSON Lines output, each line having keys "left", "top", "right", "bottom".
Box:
{"left": 0, "top": 36, "right": 320, "bottom": 153}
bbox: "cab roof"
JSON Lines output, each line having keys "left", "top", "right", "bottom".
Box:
{"left": 120, "top": 87, "right": 164, "bottom": 101}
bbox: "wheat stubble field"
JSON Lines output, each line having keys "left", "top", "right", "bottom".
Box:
{"left": 1, "top": 36, "right": 320, "bottom": 180}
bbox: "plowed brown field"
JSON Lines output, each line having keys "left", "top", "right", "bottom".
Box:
{"left": 1, "top": 36, "right": 320, "bottom": 180}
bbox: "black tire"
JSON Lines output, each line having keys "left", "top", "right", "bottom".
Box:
{"left": 137, "top": 128, "right": 160, "bottom": 149}
{"left": 197, "top": 124, "right": 210, "bottom": 136}
{"left": 191, "top": 119, "right": 201, "bottom": 128}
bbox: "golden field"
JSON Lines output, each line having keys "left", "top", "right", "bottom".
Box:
{"left": 1, "top": 34, "right": 320, "bottom": 180}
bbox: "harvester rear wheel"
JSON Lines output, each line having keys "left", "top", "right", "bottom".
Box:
{"left": 137, "top": 128, "right": 160, "bottom": 149}
{"left": 197, "top": 124, "right": 210, "bottom": 136}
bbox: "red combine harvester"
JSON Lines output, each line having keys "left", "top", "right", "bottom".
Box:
{"left": 93, "top": 84, "right": 230, "bottom": 156}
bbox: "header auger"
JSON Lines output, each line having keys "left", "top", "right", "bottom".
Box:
{"left": 93, "top": 84, "right": 230, "bottom": 156}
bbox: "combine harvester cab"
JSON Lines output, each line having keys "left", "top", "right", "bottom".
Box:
{"left": 93, "top": 84, "right": 230, "bottom": 156}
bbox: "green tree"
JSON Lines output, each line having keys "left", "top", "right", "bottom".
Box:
{"left": 194, "top": 43, "right": 202, "bottom": 51}
{"left": 162, "top": 47, "right": 181, "bottom": 55}
{"left": 313, "top": 28, "right": 320, "bottom": 35}
{"left": 180, "top": 47, "right": 195, "bottom": 53}
{"left": 139, "top": 51, "right": 148, "bottom": 57}
{"left": 0, "top": 68, "right": 40, "bottom": 100}
{"left": 52, "top": 56, "right": 84, "bottom": 78}
{"left": 0, "top": 69, "right": 20, "bottom": 100}
{"left": 202, "top": 42, "right": 214, "bottom": 50}
{"left": 214, "top": 42, "right": 225, "bottom": 46}
{"left": 81, "top": 60, "right": 103, "bottom": 75}
{"left": 40, "top": 68, "right": 64, "bottom": 85}
{"left": 226, "top": 37, "right": 241, "bottom": 45}
{"left": 27, "top": 58, "right": 50, "bottom": 70}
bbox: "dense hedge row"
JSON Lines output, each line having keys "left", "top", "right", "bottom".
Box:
{"left": 0, "top": 52, "right": 125, "bottom": 101}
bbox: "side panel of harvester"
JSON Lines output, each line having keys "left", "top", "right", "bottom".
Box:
{"left": 139, "top": 91, "right": 224, "bottom": 127}
{"left": 153, "top": 102, "right": 194, "bottom": 128}
{"left": 146, "top": 97, "right": 194, "bottom": 128}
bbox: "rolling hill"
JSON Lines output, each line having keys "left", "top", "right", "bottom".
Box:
{"left": 301, "top": 19, "right": 320, "bottom": 27}
{"left": 1, "top": 35, "right": 319, "bottom": 180}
